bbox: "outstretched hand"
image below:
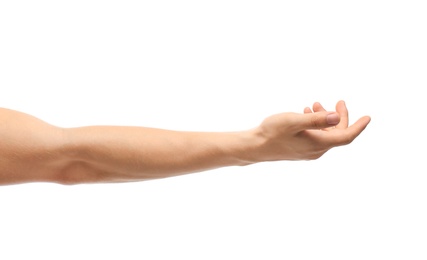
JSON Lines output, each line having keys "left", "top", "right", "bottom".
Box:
{"left": 249, "top": 100, "right": 371, "bottom": 162}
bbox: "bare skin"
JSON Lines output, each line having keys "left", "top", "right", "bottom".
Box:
{"left": 0, "top": 100, "right": 370, "bottom": 185}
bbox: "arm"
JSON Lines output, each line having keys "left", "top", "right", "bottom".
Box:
{"left": 0, "top": 100, "right": 370, "bottom": 185}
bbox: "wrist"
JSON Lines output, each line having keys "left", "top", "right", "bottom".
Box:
{"left": 227, "top": 128, "right": 264, "bottom": 166}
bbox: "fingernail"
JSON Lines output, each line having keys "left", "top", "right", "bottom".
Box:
{"left": 327, "top": 113, "right": 340, "bottom": 125}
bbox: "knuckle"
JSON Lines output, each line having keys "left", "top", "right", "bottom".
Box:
{"left": 340, "top": 135, "right": 353, "bottom": 145}
{"left": 311, "top": 154, "right": 323, "bottom": 160}
{"left": 310, "top": 115, "right": 322, "bottom": 128}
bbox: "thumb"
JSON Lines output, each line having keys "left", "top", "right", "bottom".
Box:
{"left": 295, "top": 111, "right": 340, "bottom": 130}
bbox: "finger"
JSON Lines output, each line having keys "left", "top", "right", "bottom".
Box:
{"left": 313, "top": 102, "right": 337, "bottom": 131}
{"left": 294, "top": 111, "right": 341, "bottom": 131}
{"left": 345, "top": 115, "right": 371, "bottom": 142}
{"left": 313, "top": 102, "right": 326, "bottom": 112}
{"left": 304, "top": 107, "right": 312, "bottom": 114}
{"left": 323, "top": 115, "right": 371, "bottom": 146}
{"left": 335, "top": 100, "right": 349, "bottom": 129}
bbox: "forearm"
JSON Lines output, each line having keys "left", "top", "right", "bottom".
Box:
{"left": 62, "top": 126, "right": 258, "bottom": 184}
{"left": 0, "top": 107, "right": 259, "bottom": 185}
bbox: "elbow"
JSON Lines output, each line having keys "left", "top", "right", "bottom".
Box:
{"left": 55, "top": 159, "right": 127, "bottom": 185}
{"left": 55, "top": 160, "right": 100, "bottom": 185}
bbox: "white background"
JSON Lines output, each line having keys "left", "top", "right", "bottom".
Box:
{"left": 0, "top": 1, "right": 426, "bottom": 259}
